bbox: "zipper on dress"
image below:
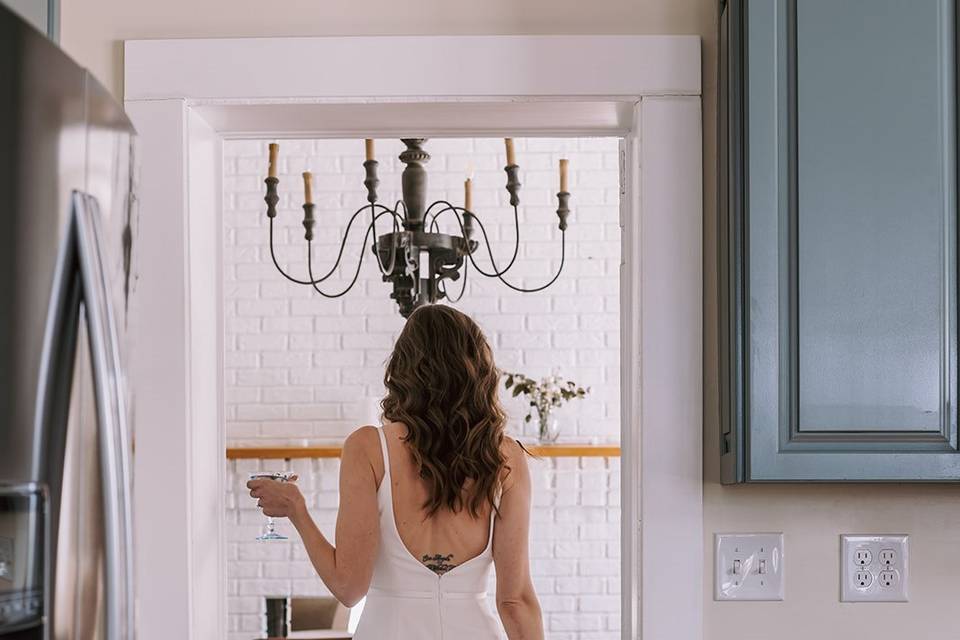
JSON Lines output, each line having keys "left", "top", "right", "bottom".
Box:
{"left": 437, "top": 590, "right": 444, "bottom": 640}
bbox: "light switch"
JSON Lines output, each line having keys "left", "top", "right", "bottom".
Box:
{"left": 715, "top": 533, "right": 784, "bottom": 601}
{"left": 840, "top": 534, "right": 908, "bottom": 602}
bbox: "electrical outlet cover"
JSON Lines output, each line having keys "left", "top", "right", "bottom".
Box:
{"left": 840, "top": 534, "right": 908, "bottom": 602}
{"left": 715, "top": 533, "right": 785, "bottom": 601}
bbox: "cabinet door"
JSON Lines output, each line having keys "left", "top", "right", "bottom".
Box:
{"left": 721, "top": 0, "right": 960, "bottom": 481}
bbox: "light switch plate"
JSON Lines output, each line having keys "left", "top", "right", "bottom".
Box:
{"left": 840, "top": 534, "right": 908, "bottom": 602}
{"left": 715, "top": 533, "right": 784, "bottom": 601}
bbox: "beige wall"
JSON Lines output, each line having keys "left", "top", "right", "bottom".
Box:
{"left": 59, "top": 0, "right": 715, "bottom": 102}
{"left": 59, "top": 0, "right": 960, "bottom": 638}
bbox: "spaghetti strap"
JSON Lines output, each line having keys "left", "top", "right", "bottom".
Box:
{"left": 376, "top": 426, "right": 391, "bottom": 483}
{"left": 487, "top": 485, "right": 502, "bottom": 548}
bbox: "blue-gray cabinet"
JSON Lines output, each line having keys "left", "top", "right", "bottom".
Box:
{"left": 719, "top": 0, "right": 960, "bottom": 481}
{"left": 1, "top": 0, "right": 57, "bottom": 40}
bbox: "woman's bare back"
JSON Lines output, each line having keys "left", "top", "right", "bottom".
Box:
{"left": 372, "top": 421, "right": 510, "bottom": 575}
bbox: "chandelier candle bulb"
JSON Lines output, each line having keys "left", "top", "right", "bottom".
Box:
{"left": 504, "top": 138, "right": 516, "bottom": 167}
{"left": 559, "top": 158, "right": 569, "bottom": 193}
{"left": 302, "top": 171, "right": 314, "bottom": 205}
{"left": 464, "top": 178, "right": 473, "bottom": 212}
{"left": 267, "top": 142, "right": 279, "bottom": 178}
{"left": 365, "top": 138, "right": 375, "bottom": 162}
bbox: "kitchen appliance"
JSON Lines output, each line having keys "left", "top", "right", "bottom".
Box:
{"left": 0, "top": 4, "right": 137, "bottom": 638}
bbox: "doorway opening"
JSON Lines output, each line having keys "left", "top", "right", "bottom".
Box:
{"left": 123, "top": 33, "right": 702, "bottom": 640}
{"left": 222, "top": 136, "right": 623, "bottom": 639}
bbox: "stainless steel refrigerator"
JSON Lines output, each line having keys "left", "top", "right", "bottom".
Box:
{"left": 0, "top": 4, "right": 137, "bottom": 639}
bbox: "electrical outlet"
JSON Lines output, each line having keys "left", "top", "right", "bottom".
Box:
{"left": 715, "top": 533, "right": 785, "bottom": 601}
{"left": 878, "top": 570, "right": 897, "bottom": 588}
{"left": 840, "top": 535, "right": 908, "bottom": 602}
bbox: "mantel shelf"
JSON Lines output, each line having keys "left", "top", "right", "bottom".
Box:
{"left": 226, "top": 443, "right": 621, "bottom": 460}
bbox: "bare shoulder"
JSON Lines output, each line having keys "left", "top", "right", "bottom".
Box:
{"left": 499, "top": 437, "right": 531, "bottom": 493}
{"left": 342, "top": 426, "right": 382, "bottom": 469}
{"left": 345, "top": 425, "right": 381, "bottom": 449}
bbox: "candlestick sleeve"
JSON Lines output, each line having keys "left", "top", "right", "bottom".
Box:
{"left": 268, "top": 143, "right": 279, "bottom": 178}
{"left": 302, "top": 171, "right": 314, "bottom": 205}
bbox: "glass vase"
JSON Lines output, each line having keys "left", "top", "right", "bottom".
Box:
{"left": 537, "top": 413, "right": 561, "bottom": 444}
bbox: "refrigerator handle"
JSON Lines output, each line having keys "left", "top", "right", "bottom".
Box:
{"left": 30, "top": 199, "right": 82, "bottom": 640}
{"left": 74, "top": 191, "right": 135, "bottom": 640}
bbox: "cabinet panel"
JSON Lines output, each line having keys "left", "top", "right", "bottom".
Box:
{"left": 797, "top": 0, "right": 955, "bottom": 434}
{"left": 720, "top": 0, "right": 960, "bottom": 481}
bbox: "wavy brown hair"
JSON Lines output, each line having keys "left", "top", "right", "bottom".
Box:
{"left": 382, "top": 304, "right": 507, "bottom": 518}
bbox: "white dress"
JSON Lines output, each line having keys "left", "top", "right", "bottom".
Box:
{"left": 352, "top": 427, "right": 505, "bottom": 639}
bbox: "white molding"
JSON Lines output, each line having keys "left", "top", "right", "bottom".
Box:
{"left": 191, "top": 100, "right": 638, "bottom": 139}
{"left": 185, "top": 109, "right": 226, "bottom": 640}
{"left": 124, "top": 35, "right": 703, "bottom": 640}
{"left": 124, "top": 36, "right": 700, "bottom": 102}
{"left": 637, "top": 96, "right": 703, "bottom": 640}
{"left": 125, "top": 98, "right": 193, "bottom": 640}
{"left": 619, "top": 131, "right": 642, "bottom": 640}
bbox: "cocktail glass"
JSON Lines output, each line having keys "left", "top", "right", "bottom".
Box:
{"left": 249, "top": 471, "right": 295, "bottom": 541}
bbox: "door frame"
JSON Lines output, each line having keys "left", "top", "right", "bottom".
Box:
{"left": 123, "top": 35, "right": 703, "bottom": 640}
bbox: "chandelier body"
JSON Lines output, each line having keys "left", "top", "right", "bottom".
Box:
{"left": 263, "top": 138, "right": 571, "bottom": 317}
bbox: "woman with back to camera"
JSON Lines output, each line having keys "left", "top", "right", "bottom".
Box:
{"left": 248, "top": 304, "right": 544, "bottom": 639}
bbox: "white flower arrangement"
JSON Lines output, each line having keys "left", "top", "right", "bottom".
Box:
{"left": 503, "top": 372, "right": 590, "bottom": 442}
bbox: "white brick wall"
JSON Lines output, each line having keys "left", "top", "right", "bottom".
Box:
{"left": 222, "top": 137, "right": 621, "bottom": 639}
{"left": 227, "top": 456, "right": 620, "bottom": 640}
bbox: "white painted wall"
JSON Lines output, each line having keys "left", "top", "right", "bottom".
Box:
{"left": 58, "top": 0, "right": 715, "bottom": 101}
{"left": 222, "top": 137, "right": 621, "bottom": 639}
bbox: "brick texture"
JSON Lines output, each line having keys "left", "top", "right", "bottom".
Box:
{"left": 223, "top": 137, "right": 621, "bottom": 639}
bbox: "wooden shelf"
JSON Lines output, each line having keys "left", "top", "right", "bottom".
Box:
{"left": 226, "top": 443, "right": 620, "bottom": 460}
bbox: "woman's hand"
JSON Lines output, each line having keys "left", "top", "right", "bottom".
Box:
{"left": 247, "top": 476, "right": 307, "bottom": 521}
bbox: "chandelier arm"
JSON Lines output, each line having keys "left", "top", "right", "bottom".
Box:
{"left": 426, "top": 199, "right": 460, "bottom": 229}
{"left": 439, "top": 256, "right": 469, "bottom": 303}
{"left": 424, "top": 198, "right": 452, "bottom": 220}
{"left": 493, "top": 230, "right": 566, "bottom": 293}
{"left": 269, "top": 204, "right": 400, "bottom": 286}
{"left": 464, "top": 207, "right": 567, "bottom": 291}
{"left": 305, "top": 214, "right": 385, "bottom": 298}
{"left": 371, "top": 203, "right": 401, "bottom": 276}
{"left": 431, "top": 204, "right": 521, "bottom": 278}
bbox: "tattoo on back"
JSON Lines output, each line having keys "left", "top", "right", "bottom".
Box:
{"left": 422, "top": 553, "right": 457, "bottom": 576}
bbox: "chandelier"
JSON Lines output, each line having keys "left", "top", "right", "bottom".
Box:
{"left": 262, "top": 138, "right": 571, "bottom": 317}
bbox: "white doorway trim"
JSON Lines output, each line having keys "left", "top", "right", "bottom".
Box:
{"left": 123, "top": 35, "right": 702, "bottom": 640}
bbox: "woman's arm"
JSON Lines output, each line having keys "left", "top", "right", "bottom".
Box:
{"left": 248, "top": 426, "right": 380, "bottom": 606}
{"left": 493, "top": 442, "right": 544, "bottom": 640}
